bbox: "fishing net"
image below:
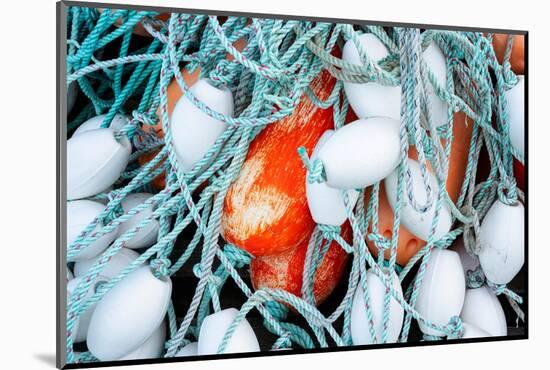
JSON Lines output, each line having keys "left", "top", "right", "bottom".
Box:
{"left": 64, "top": 6, "right": 525, "bottom": 364}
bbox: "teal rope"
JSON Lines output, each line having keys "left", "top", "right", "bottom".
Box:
{"left": 65, "top": 7, "right": 525, "bottom": 363}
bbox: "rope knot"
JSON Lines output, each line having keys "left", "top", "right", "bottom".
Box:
{"left": 193, "top": 264, "right": 222, "bottom": 288}
{"left": 368, "top": 232, "right": 392, "bottom": 251}
{"left": 447, "top": 315, "right": 464, "bottom": 339}
{"left": 318, "top": 224, "right": 341, "bottom": 239}
{"left": 498, "top": 176, "right": 519, "bottom": 206}
{"left": 272, "top": 334, "right": 292, "bottom": 350}
{"left": 150, "top": 258, "right": 172, "bottom": 279}
{"left": 297, "top": 146, "right": 326, "bottom": 184}
{"left": 132, "top": 110, "right": 159, "bottom": 127}
{"left": 466, "top": 266, "right": 485, "bottom": 289}
{"left": 223, "top": 244, "right": 252, "bottom": 268}
{"left": 265, "top": 300, "right": 289, "bottom": 321}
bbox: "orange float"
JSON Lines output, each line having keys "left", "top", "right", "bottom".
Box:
{"left": 492, "top": 34, "right": 525, "bottom": 75}
{"left": 221, "top": 68, "right": 338, "bottom": 257}
{"left": 366, "top": 112, "right": 474, "bottom": 266}
{"left": 250, "top": 225, "right": 351, "bottom": 305}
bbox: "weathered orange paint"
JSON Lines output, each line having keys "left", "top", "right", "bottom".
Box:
{"left": 250, "top": 225, "right": 351, "bottom": 305}
{"left": 366, "top": 112, "right": 474, "bottom": 265}
{"left": 492, "top": 34, "right": 525, "bottom": 75}
{"left": 221, "top": 69, "right": 338, "bottom": 257}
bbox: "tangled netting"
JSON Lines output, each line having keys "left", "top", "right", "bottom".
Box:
{"left": 65, "top": 7, "right": 525, "bottom": 364}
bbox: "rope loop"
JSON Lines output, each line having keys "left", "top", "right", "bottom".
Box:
{"left": 466, "top": 266, "right": 485, "bottom": 289}
{"left": 151, "top": 258, "right": 172, "bottom": 279}
{"left": 446, "top": 316, "right": 464, "bottom": 339}
{"left": 297, "top": 146, "right": 326, "bottom": 184}
{"left": 498, "top": 176, "right": 519, "bottom": 206}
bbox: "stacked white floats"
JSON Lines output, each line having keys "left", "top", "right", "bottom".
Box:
{"left": 305, "top": 32, "right": 524, "bottom": 342}
{"left": 87, "top": 265, "right": 172, "bottom": 361}
{"left": 66, "top": 114, "right": 131, "bottom": 261}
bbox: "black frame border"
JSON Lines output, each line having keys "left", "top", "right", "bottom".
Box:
{"left": 56, "top": 1, "right": 529, "bottom": 368}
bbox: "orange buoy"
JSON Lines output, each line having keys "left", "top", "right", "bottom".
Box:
{"left": 366, "top": 112, "right": 474, "bottom": 265}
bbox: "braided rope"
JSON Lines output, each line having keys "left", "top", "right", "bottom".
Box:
{"left": 65, "top": 8, "right": 525, "bottom": 363}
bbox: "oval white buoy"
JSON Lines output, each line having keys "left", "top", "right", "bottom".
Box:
{"left": 385, "top": 158, "right": 453, "bottom": 241}
{"left": 118, "top": 322, "right": 166, "bottom": 360}
{"left": 170, "top": 79, "right": 234, "bottom": 172}
{"left": 67, "top": 275, "right": 109, "bottom": 343}
{"left": 74, "top": 247, "right": 140, "bottom": 278}
{"left": 306, "top": 130, "right": 360, "bottom": 225}
{"left": 67, "top": 128, "right": 131, "bottom": 200}
{"left": 87, "top": 265, "right": 172, "bottom": 361}
{"left": 342, "top": 33, "right": 400, "bottom": 120}
{"left": 118, "top": 193, "right": 160, "bottom": 249}
{"left": 478, "top": 200, "right": 524, "bottom": 284}
{"left": 317, "top": 118, "right": 401, "bottom": 189}
{"left": 197, "top": 308, "right": 260, "bottom": 355}
{"left": 505, "top": 76, "right": 525, "bottom": 158}
{"left": 73, "top": 113, "right": 130, "bottom": 137}
{"left": 67, "top": 200, "right": 118, "bottom": 262}
{"left": 422, "top": 42, "right": 448, "bottom": 128}
{"left": 460, "top": 286, "right": 507, "bottom": 337}
{"left": 351, "top": 268, "right": 404, "bottom": 344}
{"left": 461, "top": 323, "right": 490, "bottom": 339}
{"left": 176, "top": 342, "right": 198, "bottom": 357}
{"left": 415, "top": 249, "right": 465, "bottom": 336}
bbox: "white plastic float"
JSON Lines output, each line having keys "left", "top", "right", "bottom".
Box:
{"left": 67, "top": 119, "right": 131, "bottom": 200}
{"left": 478, "top": 200, "right": 524, "bottom": 284}
{"left": 460, "top": 286, "right": 507, "bottom": 337}
{"left": 74, "top": 247, "right": 140, "bottom": 278}
{"left": 351, "top": 268, "right": 404, "bottom": 344}
{"left": 385, "top": 158, "right": 453, "bottom": 241}
{"left": 118, "top": 193, "right": 160, "bottom": 249}
{"left": 118, "top": 322, "right": 166, "bottom": 360}
{"left": 415, "top": 249, "right": 465, "bottom": 337}
{"left": 422, "top": 42, "right": 448, "bottom": 128}
{"left": 305, "top": 130, "right": 360, "bottom": 226}
{"left": 317, "top": 118, "right": 401, "bottom": 189}
{"left": 67, "top": 275, "right": 109, "bottom": 343}
{"left": 67, "top": 200, "right": 118, "bottom": 262}
{"left": 342, "top": 33, "right": 401, "bottom": 120}
{"left": 87, "top": 265, "right": 172, "bottom": 361}
{"left": 170, "top": 79, "right": 234, "bottom": 172}
{"left": 461, "top": 323, "right": 490, "bottom": 339}
{"left": 197, "top": 308, "right": 260, "bottom": 355}
{"left": 72, "top": 113, "right": 130, "bottom": 136}
{"left": 176, "top": 342, "right": 198, "bottom": 357}
{"left": 505, "top": 76, "right": 525, "bottom": 158}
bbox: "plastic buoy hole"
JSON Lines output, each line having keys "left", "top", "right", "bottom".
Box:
{"left": 383, "top": 230, "right": 392, "bottom": 239}
{"left": 407, "top": 238, "right": 418, "bottom": 251}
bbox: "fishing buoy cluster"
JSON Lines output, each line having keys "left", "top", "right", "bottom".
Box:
{"left": 65, "top": 6, "right": 525, "bottom": 365}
